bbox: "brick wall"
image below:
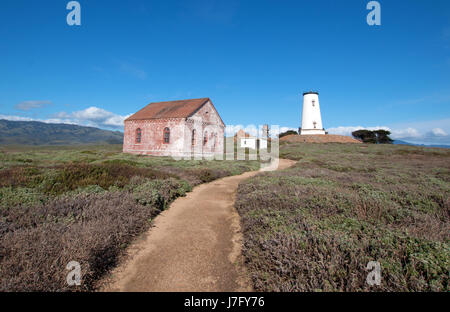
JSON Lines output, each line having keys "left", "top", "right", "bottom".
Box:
{"left": 123, "top": 100, "right": 224, "bottom": 157}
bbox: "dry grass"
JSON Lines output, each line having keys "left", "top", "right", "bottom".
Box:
{"left": 280, "top": 134, "right": 361, "bottom": 144}
{"left": 0, "top": 145, "right": 259, "bottom": 291}
{"left": 236, "top": 143, "right": 449, "bottom": 291}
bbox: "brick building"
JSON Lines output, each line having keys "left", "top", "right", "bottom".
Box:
{"left": 123, "top": 98, "right": 225, "bottom": 157}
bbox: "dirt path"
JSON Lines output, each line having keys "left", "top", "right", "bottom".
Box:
{"left": 100, "top": 159, "right": 296, "bottom": 292}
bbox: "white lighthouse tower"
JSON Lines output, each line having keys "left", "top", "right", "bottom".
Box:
{"left": 300, "top": 91, "right": 326, "bottom": 135}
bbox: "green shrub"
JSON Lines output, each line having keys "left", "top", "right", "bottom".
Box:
{"left": 0, "top": 187, "right": 47, "bottom": 208}
{"left": 132, "top": 178, "right": 191, "bottom": 210}
{"left": 42, "top": 162, "right": 174, "bottom": 195}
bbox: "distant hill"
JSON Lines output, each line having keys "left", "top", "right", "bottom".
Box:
{"left": 393, "top": 140, "right": 415, "bottom": 146}
{"left": 0, "top": 120, "right": 123, "bottom": 145}
{"left": 394, "top": 140, "right": 450, "bottom": 149}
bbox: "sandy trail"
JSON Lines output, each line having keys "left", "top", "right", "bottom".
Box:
{"left": 100, "top": 158, "right": 296, "bottom": 292}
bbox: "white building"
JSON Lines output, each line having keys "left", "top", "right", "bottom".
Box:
{"left": 299, "top": 91, "right": 326, "bottom": 135}
{"left": 240, "top": 138, "right": 256, "bottom": 149}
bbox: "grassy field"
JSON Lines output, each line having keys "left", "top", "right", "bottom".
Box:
{"left": 236, "top": 142, "right": 449, "bottom": 291}
{"left": 0, "top": 144, "right": 259, "bottom": 291}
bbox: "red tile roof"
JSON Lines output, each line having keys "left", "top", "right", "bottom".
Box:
{"left": 125, "top": 98, "right": 212, "bottom": 121}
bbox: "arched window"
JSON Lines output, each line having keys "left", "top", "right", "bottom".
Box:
{"left": 203, "top": 131, "right": 208, "bottom": 145}
{"left": 136, "top": 128, "right": 142, "bottom": 143}
{"left": 163, "top": 127, "right": 170, "bottom": 143}
{"left": 191, "top": 129, "right": 196, "bottom": 146}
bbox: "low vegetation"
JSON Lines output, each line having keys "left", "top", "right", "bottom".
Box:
{"left": 0, "top": 144, "right": 259, "bottom": 291}
{"left": 278, "top": 130, "right": 298, "bottom": 138}
{"left": 236, "top": 142, "right": 449, "bottom": 291}
{"left": 352, "top": 129, "right": 393, "bottom": 144}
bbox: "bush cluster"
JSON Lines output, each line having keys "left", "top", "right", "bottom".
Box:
{"left": 352, "top": 129, "right": 393, "bottom": 144}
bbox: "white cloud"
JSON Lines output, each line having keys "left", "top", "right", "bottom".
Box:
{"left": 225, "top": 125, "right": 294, "bottom": 138}
{"left": 72, "top": 107, "right": 107, "bottom": 120}
{"left": 430, "top": 128, "right": 447, "bottom": 136}
{"left": 271, "top": 126, "right": 297, "bottom": 137}
{"left": 0, "top": 107, "right": 130, "bottom": 130}
{"left": 327, "top": 122, "right": 450, "bottom": 145}
{"left": 278, "top": 126, "right": 297, "bottom": 133}
{"left": 328, "top": 125, "right": 425, "bottom": 141}
{"left": 104, "top": 114, "right": 130, "bottom": 127}
{"left": 15, "top": 100, "right": 52, "bottom": 111}
{"left": 327, "top": 126, "right": 390, "bottom": 137}
{"left": 52, "top": 107, "right": 130, "bottom": 129}
{"left": 225, "top": 125, "right": 260, "bottom": 137}
{"left": 0, "top": 114, "right": 77, "bottom": 125}
{"left": 390, "top": 127, "right": 420, "bottom": 139}
{"left": 0, "top": 114, "right": 35, "bottom": 122}
{"left": 225, "top": 124, "right": 243, "bottom": 136}
{"left": 388, "top": 119, "right": 450, "bottom": 144}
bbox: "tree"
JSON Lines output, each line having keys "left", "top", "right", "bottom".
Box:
{"left": 279, "top": 130, "right": 298, "bottom": 138}
{"left": 374, "top": 130, "right": 394, "bottom": 144}
{"left": 352, "top": 129, "right": 393, "bottom": 144}
{"left": 352, "top": 130, "right": 377, "bottom": 143}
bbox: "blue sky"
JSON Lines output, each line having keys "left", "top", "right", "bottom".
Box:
{"left": 0, "top": 0, "right": 449, "bottom": 144}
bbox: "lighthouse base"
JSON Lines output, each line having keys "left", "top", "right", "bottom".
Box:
{"left": 299, "top": 128, "right": 326, "bottom": 135}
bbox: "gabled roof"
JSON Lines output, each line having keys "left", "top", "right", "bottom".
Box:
{"left": 125, "top": 98, "right": 212, "bottom": 121}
